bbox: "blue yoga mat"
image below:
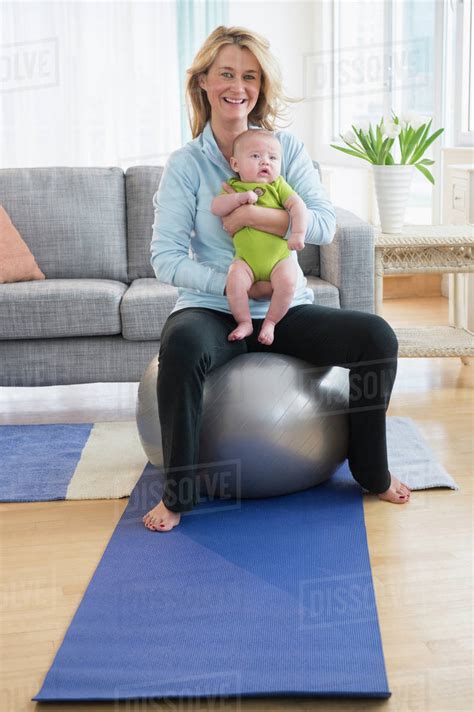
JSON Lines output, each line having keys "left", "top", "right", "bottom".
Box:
{"left": 33, "top": 461, "right": 390, "bottom": 702}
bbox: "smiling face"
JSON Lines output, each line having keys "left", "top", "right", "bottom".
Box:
{"left": 198, "top": 44, "right": 261, "bottom": 125}
{"left": 230, "top": 132, "right": 281, "bottom": 184}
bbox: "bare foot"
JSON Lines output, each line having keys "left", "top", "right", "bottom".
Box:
{"left": 378, "top": 473, "right": 411, "bottom": 504}
{"left": 143, "top": 500, "right": 181, "bottom": 532}
{"left": 258, "top": 319, "right": 276, "bottom": 346}
{"left": 228, "top": 321, "right": 253, "bottom": 341}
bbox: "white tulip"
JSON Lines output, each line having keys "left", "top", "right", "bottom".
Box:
{"left": 383, "top": 122, "right": 401, "bottom": 139}
{"left": 400, "top": 111, "right": 429, "bottom": 130}
{"left": 353, "top": 119, "right": 371, "bottom": 134}
{"left": 400, "top": 110, "right": 417, "bottom": 127}
{"left": 343, "top": 129, "right": 357, "bottom": 144}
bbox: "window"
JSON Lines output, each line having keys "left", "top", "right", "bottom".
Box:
{"left": 328, "top": 0, "right": 439, "bottom": 223}
{"left": 456, "top": 0, "right": 474, "bottom": 144}
{"left": 470, "top": 2, "right": 474, "bottom": 131}
{"left": 332, "top": 0, "right": 387, "bottom": 136}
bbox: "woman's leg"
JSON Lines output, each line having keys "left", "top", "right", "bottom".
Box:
{"left": 147, "top": 308, "right": 248, "bottom": 526}
{"left": 268, "top": 304, "right": 402, "bottom": 495}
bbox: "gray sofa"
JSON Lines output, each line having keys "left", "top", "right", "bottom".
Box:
{"left": 0, "top": 166, "right": 375, "bottom": 387}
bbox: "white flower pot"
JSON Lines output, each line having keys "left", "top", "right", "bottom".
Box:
{"left": 372, "top": 165, "right": 414, "bottom": 234}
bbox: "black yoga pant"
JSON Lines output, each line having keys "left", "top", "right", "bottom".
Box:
{"left": 157, "top": 304, "right": 398, "bottom": 512}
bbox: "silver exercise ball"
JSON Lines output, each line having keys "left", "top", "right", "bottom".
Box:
{"left": 136, "top": 352, "right": 350, "bottom": 499}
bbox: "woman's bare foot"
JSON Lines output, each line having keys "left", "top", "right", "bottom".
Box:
{"left": 378, "top": 473, "right": 411, "bottom": 504}
{"left": 258, "top": 319, "right": 276, "bottom": 346}
{"left": 228, "top": 321, "right": 253, "bottom": 341}
{"left": 143, "top": 500, "right": 181, "bottom": 532}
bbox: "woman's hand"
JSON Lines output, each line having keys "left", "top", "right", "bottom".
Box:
{"left": 222, "top": 203, "right": 252, "bottom": 236}
{"left": 248, "top": 281, "right": 273, "bottom": 301}
{"left": 220, "top": 182, "right": 255, "bottom": 236}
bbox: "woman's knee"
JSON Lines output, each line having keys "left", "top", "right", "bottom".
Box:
{"left": 159, "top": 321, "right": 211, "bottom": 372}
{"left": 362, "top": 314, "right": 398, "bottom": 361}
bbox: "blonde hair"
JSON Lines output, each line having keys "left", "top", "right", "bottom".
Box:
{"left": 185, "top": 26, "right": 302, "bottom": 139}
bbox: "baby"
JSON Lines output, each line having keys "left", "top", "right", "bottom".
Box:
{"left": 211, "top": 129, "right": 308, "bottom": 346}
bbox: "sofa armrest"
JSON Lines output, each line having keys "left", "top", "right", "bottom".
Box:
{"left": 320, "top": 207, "right": 375, "bottom": 313}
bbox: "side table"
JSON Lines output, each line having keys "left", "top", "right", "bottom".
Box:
{"left": 374, "top": 224, "right": 474, "bottom": 364}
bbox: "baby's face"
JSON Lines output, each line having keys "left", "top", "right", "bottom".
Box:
{"left": 230, "top": 135, "right": 281, "bottom": 184}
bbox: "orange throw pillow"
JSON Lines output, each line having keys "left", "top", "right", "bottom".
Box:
{"left": 0, "top": 205, "right": 45, "bottom": 283}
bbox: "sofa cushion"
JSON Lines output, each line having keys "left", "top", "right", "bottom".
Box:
{"left": 121, "top": 278, "right": 179, "bottom": 341}
{"left": 0, "top": 168, "right": 128, "bottom": 281}
{"left": 298, "top": 243, "right": 320, "bottom": 276}
{"left": 305, "top": 275, "right": 340, "bottom": 308}
{"left": 125, "top": 167, "right": 163, "bottom": 281}
{"left": 0, "top": 205, "right": 46, "bottom": 283}
{"left": 0, "top": 279, "right": 127, "bottom": 339}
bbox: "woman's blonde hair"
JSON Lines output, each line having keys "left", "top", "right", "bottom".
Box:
{"left": 185, "top": 26, "right": 302, "bottom": 138}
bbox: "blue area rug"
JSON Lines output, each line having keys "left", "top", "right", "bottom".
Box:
{"left": 0, "top": 421, "right": 149, "bottom": 501}
{"left": 0, "top": 423, "right": 94, "bottom": 501}
{"left": 33, "top": 461, "right": 391, "bottom": 702}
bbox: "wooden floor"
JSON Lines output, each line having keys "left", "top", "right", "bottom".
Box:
{"left": 0, "top": 296, "right": 472, "bottom": 712}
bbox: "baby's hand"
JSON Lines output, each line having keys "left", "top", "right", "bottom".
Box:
{"left": 242, "top": 190, "right": 259, "bottom": 205}
{"left": 287, "top": 234, "right": 305, "bottom": 251}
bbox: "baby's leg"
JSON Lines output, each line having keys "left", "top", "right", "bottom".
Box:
{"left": 226, "top": 259, "right": 255, "bottom": 341}
{"left": 258, "top": 257, "right": 298, "bottom": 346}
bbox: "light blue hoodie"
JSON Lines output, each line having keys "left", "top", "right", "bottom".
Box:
{"left": 150, "top": 120, "right": 336, "bottom": 318}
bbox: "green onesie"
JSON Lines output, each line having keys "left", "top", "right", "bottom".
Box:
{"left": 221, "top": 176, "right": 296, "bottom": 282}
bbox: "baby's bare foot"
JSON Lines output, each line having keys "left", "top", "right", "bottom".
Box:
{"left": 228, "top": 321, "right": 253, "bottom": 341}
{"left": 258, "top": 319, "right": 275, "bottom": 346}
{"left": 378, "top": 473, "right": 411, "bottom": 504}
{"left": 143, "top": 500, "right": 181, "bottom": 532}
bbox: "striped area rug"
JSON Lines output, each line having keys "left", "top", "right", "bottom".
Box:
{"left": 0, "top": 416, "right": 458, "bottom": 503}
{"left": 0, "top": 421, "right": 148, "bottom": 502}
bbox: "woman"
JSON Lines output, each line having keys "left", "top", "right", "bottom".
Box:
{"left": 143, "top": 26, "right": 411, "bottom": 532}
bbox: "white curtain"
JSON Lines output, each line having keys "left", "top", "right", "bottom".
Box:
{"left": 0, "top": 1, "right": 182, "bottom": 168}
{"left": 177, "top": 0, "right": 228, "bottom": 144}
